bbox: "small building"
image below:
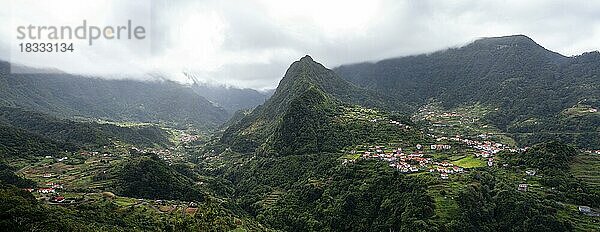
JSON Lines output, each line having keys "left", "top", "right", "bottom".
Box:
{"left": 578, "top": 206, "right": 600, "bottom": 217}
{"left": 440, "top": 162, "right": 452, "bottom": 167}
{"left": 102, "top": 192, "right": 116, "bottom": 199}
{"left": 50, "top": 196, "right": 65, "bottom": 203}
{"left": 579, "top": 206, "right": 592, "bottom": 213}
{"left": 441, "top": 173, "right": 449, "bottom": 180}
{"left": 525, "top": 170, "right": 536, "bottom": 176}
{"left": 38, "top": 188, "right": 55, "bottom": 194}
{"left": 518, "top": 184, "right": 528, "bottom": 191}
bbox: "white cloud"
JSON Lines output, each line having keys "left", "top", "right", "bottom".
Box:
{"left": 1, "top": 0, "right": 599, "bottom": 89}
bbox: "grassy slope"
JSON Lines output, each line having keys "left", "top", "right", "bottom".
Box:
{"left": 452, "top": 156, "right": 486, "bottom": 168}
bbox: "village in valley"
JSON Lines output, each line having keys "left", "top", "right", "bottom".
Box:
{"left": 12, "top": 127, "right": 206, "bottom": 215}
{"left": 335, "top": 103, "right": 600, "bottom": 227}
{"left": 6, "top": 103, "right": 599, "bottom": 227}
{"left": 341, "top": 103, "right": 531, "bottom": 188}
{"left": 344, "top": 130, "right": 521, "bottom": 181}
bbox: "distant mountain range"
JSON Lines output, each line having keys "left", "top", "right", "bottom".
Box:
{"left": 1, "top": 35, "right": 598, "bottom": 148}
{"left": 0, "top": 61, "right": 283, "bottom": 128}
{"left": 0, "top": 61, "right": 232, "bottom": 128}
{"left": 191, "top": 82, "right": 270, "bottom": 113}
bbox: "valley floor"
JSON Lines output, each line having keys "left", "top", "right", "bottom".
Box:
{"left": 2, "top": 104, "right": 599, "bottom": 231}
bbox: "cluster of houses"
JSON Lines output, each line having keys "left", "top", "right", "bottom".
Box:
{"left": 357, "top": 145, "right": 465, "bottom": 179}
{"left": 584, "top": 150, "right": 600, "bottom": 155}
{"left": 35, "top": 188, "right": 55, "bottom": 194}
{"left": 27, "top": 187, "right": 72, "bottom": 203}
{"left": 389, "top": 120, "right": 410, "bottom": 129}
{"left": 132, "top": 146, "right": 187, "bottom": 163}
{"left": 44, "top": 182, "right": 63, "bottom": 189}
{"left": 43, "top": 155, "right": 71, "bottom": 162}
{"left": 179, "top": 133, "right": 201, "bottom": 143}
{"left": 429, "top": 162, "right": 464, "bottom": 179}
{"left": 360, "top": 146, "right": 428, "bottom": 173}
{"left": 389, "top": 153, "right": 431, "bottom": 173}
{"left": 24, "top": 178, "right": 66, "bottom": 195}
{"left": 413, "top": 143, "right": 451, "bottom": 151}
{"left": 80, "top": 151, "right": 100, "bottom": 156}
{"left": 429, "top": 144, "right": 451, "bottom": 150}
{"left": 432, "top": 134, "right": 527, "bottom": 168}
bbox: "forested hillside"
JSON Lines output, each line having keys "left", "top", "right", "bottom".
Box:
{"left": 0, "top": 107, "right": 170, "bottom": 149}
{"left": 0, "top": 124, "right": 76, "bottom": 159}
{"left": 335, "top": 35, "right": 600, "bottom": 148}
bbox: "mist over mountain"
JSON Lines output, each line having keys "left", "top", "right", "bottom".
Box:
{"left": 0, "top": 61, "right": 229, "bottom": 128}
{"left": 191, "top": 82, "right": 269, "bottom": 113}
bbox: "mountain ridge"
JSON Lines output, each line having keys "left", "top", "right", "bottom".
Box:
{"left": 219, "top": 55, "right": 402, "bottom": 154}
{"left": 334, "top": 34, "right": 600, "bottom": 148}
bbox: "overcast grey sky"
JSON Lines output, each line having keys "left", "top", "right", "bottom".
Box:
{"left": 1, "top": 0, "right": 599, "bottom": 89}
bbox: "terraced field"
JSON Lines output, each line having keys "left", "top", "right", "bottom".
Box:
{"left": 571, "top": 154, "right": 600, "bottom": 188}
{"left": 428, "top": 183, "right": 460, "bottom": 221}
{"left": 262, "top": 190, "right": 285, "bottom": 207}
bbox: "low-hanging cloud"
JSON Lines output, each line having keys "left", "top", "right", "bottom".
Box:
{"left": 1, "top": 0, "right": 599, "bottom": 89}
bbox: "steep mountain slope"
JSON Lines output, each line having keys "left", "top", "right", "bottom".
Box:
{"left": 335, "top": 35, "right": 600, "bottom": 148}
{"left": 0, "top": 61, "right": 229, "bottom": 128}
{"left": 220, "top": 55, "right": 408, "bottom": 154}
